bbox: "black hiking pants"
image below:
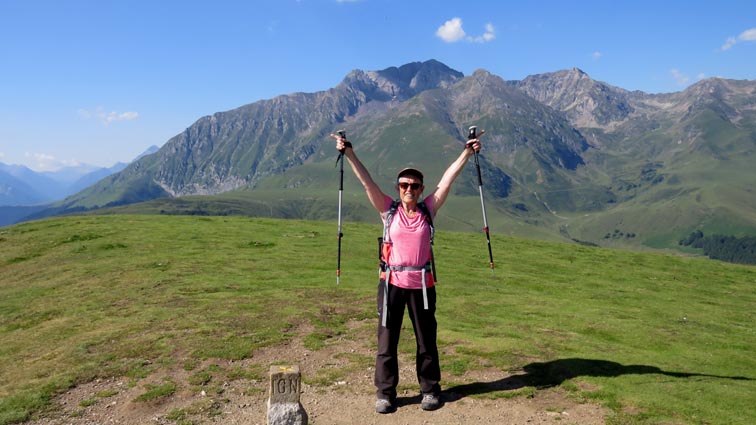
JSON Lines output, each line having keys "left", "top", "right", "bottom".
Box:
{"left": 375, "top": 279, "right": 441, "bottom": 401}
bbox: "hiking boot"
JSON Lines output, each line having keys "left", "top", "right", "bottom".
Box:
{"left": 421, "top": 393, "right": 441, "bottom": 411}
{"left": 375, "top": 398, "right": 396, "bottom": 414}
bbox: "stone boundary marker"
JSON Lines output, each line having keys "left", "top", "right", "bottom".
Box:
{"left": 267, "top": 365, "right": 308, "bottom": 425}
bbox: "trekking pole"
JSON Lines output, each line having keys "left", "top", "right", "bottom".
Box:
{"left": 468, "top": 126, "right": 495, "bottom": 275}
{"left": 335, "top": 130, "right": 346, "bottom": 285}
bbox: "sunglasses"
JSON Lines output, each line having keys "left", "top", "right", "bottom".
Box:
{"left": 398, "top": 182, "right": 422, "bottom": 190}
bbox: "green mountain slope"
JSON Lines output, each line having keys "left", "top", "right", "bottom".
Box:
{"left": 515, "top": 72, "right": 756, "bottom": 248}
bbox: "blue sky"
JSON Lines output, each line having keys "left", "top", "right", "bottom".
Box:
{"left": 1, "top": 0, "right": 754, "bottom": 171}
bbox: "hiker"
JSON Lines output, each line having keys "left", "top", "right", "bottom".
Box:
{"left": 331, "top": 132, "right": 482, "bottom": 414}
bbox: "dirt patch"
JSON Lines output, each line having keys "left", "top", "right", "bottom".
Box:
{"left": 27, "top": 320, "right": 607, "bottom": 424}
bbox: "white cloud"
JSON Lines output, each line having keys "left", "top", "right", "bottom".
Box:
{"left": 721, "top": 36, "right": 737, "bottom": 51}
{"left": 23, "top": 152, "right": 82, "bottom": 172}
{"left": 739, "top": 28, "right": 756, "bottom": 41}
{"left": 436, "top": 17, "right": 466, "bottom": 42}
{"left": 116, "top": 111, "right": 139, "bottom": 121}
{"left": 670, "top": 69, "right": 706, "bottom": 87}
{"left": 670, "top": 68, "right": 690, "bottom": 86}
{"left": 78, "top": 107, "right": 140, "bottom": 125}
{"left": 721, "top": 27, "right": 756, "bottom": 51}
{"left": 468, "top": 23, "right": 496, "bottom": 43}
{"left": 592, "top": 51, "right": 602, "bottom": 60}
{"left": 436, "top": 18, "right": 495, "bottom": 43}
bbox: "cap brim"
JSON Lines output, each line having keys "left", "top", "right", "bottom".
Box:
{"left": 397, "top": 168, "right": 424, "bottom": 182}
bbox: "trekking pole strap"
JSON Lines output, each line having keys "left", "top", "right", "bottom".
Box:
{"left": 421, "top": 272, "right": 428, "bottom": 310}
{"left": 381, "top": 269, "right": 390, "bottom": 327}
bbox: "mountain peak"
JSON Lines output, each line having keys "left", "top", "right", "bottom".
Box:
{"left": 134, "top": 145, "right": 159, "bottom": 161}
{"left": 569, "top": 67, "right": 587, "bottom": 76}
{"left": 684, "top": 77, "right": 731, "bottom": 97}
{"left": 514, "top": 68, "right": 633, "bottom": 128}
{"left": 341, "top": 60, "right": 463, "bottom": 101}
{"left": 472, "top": 68, "right": 493, "bottom": 77}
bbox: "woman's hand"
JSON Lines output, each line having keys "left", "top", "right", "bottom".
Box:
{"left": 466, "top": 139, "right": 482, "bottom": 152}
{"left": 329, "top": 132, "right": 351, "bottom": 151}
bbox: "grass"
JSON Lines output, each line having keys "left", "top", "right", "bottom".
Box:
{"left": 1, "top": 214, "right": 755, "bottom": 424}
{"left": 134, "top": 380, "right": 177, "bottom": 402}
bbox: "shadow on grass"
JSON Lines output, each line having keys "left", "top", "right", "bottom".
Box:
{"left": 442, "top": 358, "right": 754, "bottom": 402}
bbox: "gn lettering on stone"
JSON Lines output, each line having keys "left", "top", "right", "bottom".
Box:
{"left": 274, "top": 376, "right": 300, "bottom": 396}
{"left": 269, "top": 365, "right": 302, "bottom": 405}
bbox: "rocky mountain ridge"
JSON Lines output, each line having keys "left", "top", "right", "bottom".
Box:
{"left": 18, "top": 60, "right": 756, "bottom": 249}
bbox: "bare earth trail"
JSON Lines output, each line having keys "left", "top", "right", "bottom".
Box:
{"left": 27, "top": 320, "right": 607, "bottom": 424}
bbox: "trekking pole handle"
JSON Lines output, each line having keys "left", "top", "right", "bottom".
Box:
{"left": 337, "top": 130, "right": 348, "bottom": 153}
{"left": 466, "top": 126, "right": 486, "bottom": 148}
{"left": 468, "top": 126, "right": 485, "bottom": 186}
{"left": 332, "top": 130, "right": 352, "bottom": 163}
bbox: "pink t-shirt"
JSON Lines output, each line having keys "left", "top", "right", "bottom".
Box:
{"left": 381, "top": 195, "right": 435, "bottom": 289}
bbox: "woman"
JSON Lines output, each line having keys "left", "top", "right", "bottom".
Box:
{"left": 331, "top": 131, "right": 482, "bottom": 414}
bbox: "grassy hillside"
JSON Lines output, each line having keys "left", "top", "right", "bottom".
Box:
{"left": 79, "top": 176, "right": 569, "bottom": 243}
{"left": 1, "top": 215, "right": 754, "bottom": 424}
{"left": 569, "top": 132, "right": 756, "bottom": 251}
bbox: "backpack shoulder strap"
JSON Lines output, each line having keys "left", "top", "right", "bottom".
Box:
{"left": 416, "top": 201, "right": 435, "bottom": 245}
{"left": 417, "top": 200, "right": 438, "bottom": 283}
{"left": 383, "top": 199, "right": 402, "bottom": 243}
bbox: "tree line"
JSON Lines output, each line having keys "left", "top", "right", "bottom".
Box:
{"left": 679, "top": 230, "right": 756, "bottom": 265}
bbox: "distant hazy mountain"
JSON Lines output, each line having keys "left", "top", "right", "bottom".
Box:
{"left": 0, "top": 163, "right": 66, "bottom": 203}
{"left": 20, "top": 60, "right": 756, "bottom": 250}
{"left": 1, "top": 145, "right": 159, "bottom": 226}
{"left": 0, "top": 145, "right": 159, "bottom": 207}
{"left": 67, "top": 162, "right": 129, "bottom": 194}
{"left": 0, "top": 168, "right": 48, "bottom": 205}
